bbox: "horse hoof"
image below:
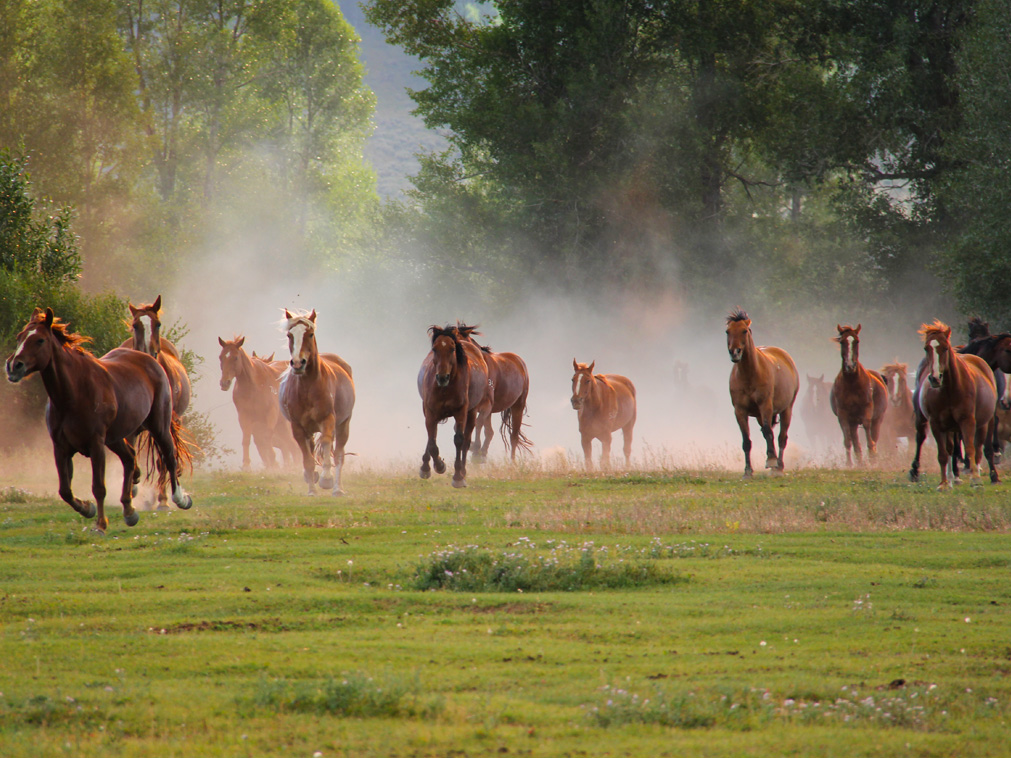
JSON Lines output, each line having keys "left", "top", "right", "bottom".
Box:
{"left": 319, "top": 474, "right": 335, "bottom": 490}
{"left": 132, "top": 485, "right": 139, "bottom": 498}
{"left": 331, "top": 488, "right": 345, "bottom": 497}
{"left": 451, "top": 478, "right": 468, "bottom": 489}
{"left": 124, "top": 510, "right": 140, "bottom": 527}
{"left": 177, "top": 494, "right": 193, "bottom": 510}
{"left": 434, "top": 458, "right": 447, "bottom": 475}
{"left": 908, "top": 471, "right": 919, "bottom": 483}
{"left": 420, "top": 467, "right": 431, "bottom": 480}
{"left": 79, "top": 501, "right": 97, "bottom": 519}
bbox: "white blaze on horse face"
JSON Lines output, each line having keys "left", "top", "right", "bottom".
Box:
{"left": 289, "top": 322, "right": 308, "bottom": 366}
{"left": 138, "top": 314, "right": 154, "bottom": 353}
{"left": 843, "top": 335, "right": 856, "bottom": 371}
{"left": 890, "top": 374, "right": 902, "bottom": 403}
{"left": 929, "top": 339, "right": 941, "bottom": 380}
{"left": 11, "top": 327, "right": 40, "bottom": 362}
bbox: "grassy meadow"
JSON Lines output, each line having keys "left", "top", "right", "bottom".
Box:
{"left": 1, "top": 456, "right": 1010, "bottom": 757}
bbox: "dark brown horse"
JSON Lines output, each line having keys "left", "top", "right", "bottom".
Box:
{"left": 455, "top": 327, "right": 532, "bottom": 462}
{"left": 278, "top": 310, "right": 355, "bottom": 495}
{"left": 218, "top": 336, "right": 296, "bottom": 470}
{"left": 800, "top": 373, "right": 836, "bottom": 451}
{"left": 828, "top": 325, "right": 887, "bottom": 466}
{"left": 726, "top": 309, "right": 799, "bottom": 477}
{"left": 908, "top": 320, "right": 999, "bottom": 489}
{"left": 119, "top": 296, "right": 191, "bottom": 506}
{"left": 879, "top": 361, "right": 916, "bottom": 452}
{"left": 417, "top": 324, "right": 490, "bottom": 487}
{"left": 570, "top": 360, "right": 637, "bottom": 470}
{"left": 5, "top": 308, "right": 192, "bottom": 531}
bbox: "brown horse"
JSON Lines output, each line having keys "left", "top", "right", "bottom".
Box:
{"left": 879, "top": 361, "right": 916, "bottom": 452}
{"left": 218, "top": 336, "right": 296, "bottom": 470}
{"left": 800, "top": 374, "right": 836, "bottom": 451}
{"left": 5, "top": 308, "right": 192, "bottom": 531}
{"left": 726, "top": 309, "right": 799, "bottom": 477}
{"left": 908, "top": 320, "right": 999, "bottom": 489}
{"left": 570, "top": 360, "right": 637, "bottom": 470}
{"left": 278, "top": 310, "right": 355, "bottom": 495}
{"left": 828, "top": 325, "right": 888, "bottom": 465}
{"left": 119, "top": 296, "right": 191, "bottom": 506}
{"left": 418, "top": 324, "right": 490, "bottom": 487}
{"left": 455, "top": 327, "right": 532, "bottom": 462}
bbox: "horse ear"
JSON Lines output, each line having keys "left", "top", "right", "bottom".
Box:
{"left": 589, "top": 360, "right": 595, "bottom": 373}
{"left": 744, "top": 319, "right": 751, "bottom": 329}
{"left": 129, "top": 303, "right": 139, "bottom": 317}
{"left": 573, "top": 358, "right": 579, "bottom": 371}
{"left": 836, "top": 324, "right": 843, "bottom": 333}
{"left": 284, "top": 308, "right": 293, "bottom": 319}
{"left": 44, "top": 307, "right": 54, "bottom": 327}
{"left": 309, "top": 309, "right": 317, "bottom": 323}
{"left": 218, "top": 336, "right": 226, "bottom": 347}
{"left": 944, "top": 325, "right": 951, "bottom": 338}
{"left": 236, "top": 336, "right": 245, "bottom": 347}
{"left": 153, "top": 294, "right": 161, "bottom": 312}
{"left": 856, "top": 324, "right": 862, "bottom": 333}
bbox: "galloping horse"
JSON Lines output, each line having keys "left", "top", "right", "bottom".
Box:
{"left": 418, "top": 324, "right": 490, "bottom": 487}
{"left": 828, "top": 325, "right": 888, "bottom": 466}
{"left": 570, "top": 360, "right": 637, "bottom": 470}
{"left": 958, "top": 321, "right": 1011, "bottom": 459}
{"left": 278, "top": 310, "right": 355, "bottom": 495}
{"left": 726, "top": 309, "right": 799, "bottom": 477}
{"left": 800, "top": 374, "right": 836, "bottom": 451}
{"left": 879, "top": 362, "right": 916, "bottom": 452}
{"left": 455, "top": 326, "right": 532, "bottom": 462}
{"left": 5, "top": 308, "right": 192, "bottom": 531}
{"left": 120, "top": 296, "right": 191, "bottom": 506}
{"left": 218, "top": 336, "right": 296, "bottom": 470}
{"left": 908, "top": 320, "right": 999, "bottom": 489}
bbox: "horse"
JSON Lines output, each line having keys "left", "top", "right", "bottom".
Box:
{"left": 957, "top": 323, "right": 1011, "bottom": 459}
{"left": 278, "top": 310, "right": 355, "bottom": 496}
{"left": 119, "top": 296, "right": 191, "bottom": 506}
{"left": 828, "top": 325, "right": 888, "bottom": 466}
{"left": 726, "top": 309, "right": 799, "bottom": 477}
{"left": 800, "top": 373, "right": 836, "bottom": 451}
{"left": 417, "top": 324, "right": 490, "bottom": 487}
{"left": 878, "top": 361, "right": 916, "bottom": 453}
{"left": 5, "top": 308, "right": 192, "bottom": 531}
{"left": 218, "top": 336, "right": 297, "bottom": 470}
{"left": 570, "top": 360, "right": 637, "bottom": 470}
{"left": 908, "top": 320, "right": 999, "bottom": 489}
{"left": 454, "top": 327, "right": 532, "bottom": 462}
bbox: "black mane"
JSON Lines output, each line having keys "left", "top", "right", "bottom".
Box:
{"left": 726, "top": 308, "right": 749, "bottom": 325}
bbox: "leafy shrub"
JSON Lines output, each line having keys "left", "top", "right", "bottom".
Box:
{"left": 252, "top": 672, "right": 441, "bottom": 719}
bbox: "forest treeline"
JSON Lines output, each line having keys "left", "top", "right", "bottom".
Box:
{"left": 1, "top": 0, "right": 1010, "bottom": 350}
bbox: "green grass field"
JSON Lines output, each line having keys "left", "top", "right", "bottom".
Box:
{"left": 1, "top": 460, "right": 1010, "bottom": 756}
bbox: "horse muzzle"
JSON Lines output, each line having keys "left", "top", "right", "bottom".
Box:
{"left": 220, "top": 378, "right": 233, "bottom": 391}
{"left": 928, "top": 375, "right": 941, "bottom": 389}
{"left": 290, "top": 359, "right": 307, "bottom": 375}
{"left": 6, "top": 359, "right": 26, "bottom": 383}
{"left": 570, "top": 397, "right": 583, "bottom": 410}
{"left": 729, "top": 349, "right": 743, "bottom": 363}
{"left": 435, "top": 373, "right": 451, "bottom": 388}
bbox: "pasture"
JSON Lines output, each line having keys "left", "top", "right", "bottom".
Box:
{"left": 1, "top": 461, "right": 1010, "bottom": 757}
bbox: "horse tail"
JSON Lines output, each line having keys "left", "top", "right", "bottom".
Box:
{"left": 170, "top": 413, "right": 197, "bottom": 476}
{"left": 499, "top": 407, "right": 534, "bottom": 454}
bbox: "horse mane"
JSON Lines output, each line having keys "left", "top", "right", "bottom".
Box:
{"left": 428, "top": 324, "right": 467, "bottom": 363}
{"left": 726, "top": 308, "right": 749, "bottom": 325}
{"left": 881, "top": 361, "right": 907, "bottom": 374}
{"left": 967, "top": 316, "right": 991, "bottom": 341}
{"left": 284, "top": 309, "right": 315, "bottom": 331}
{"left": 32, "top": 310, "right": 92, "bottom": 351}
{"left": 918, "top": 319, "right": 950, "bottom": 340}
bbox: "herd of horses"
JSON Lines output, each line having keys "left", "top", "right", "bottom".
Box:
{"left": 4, "top": 300, "right": 1010, "bottom": 531}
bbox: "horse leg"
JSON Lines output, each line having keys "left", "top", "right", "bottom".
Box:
{"left": 933, "top": 424, "right": 952, "bottom": 490}
{"left": 984, "top": 416, "right": 1001, "bottom": 484}
{"left": 316, "top": 417, "right": 337, "bottom": 491}
{"left": 291, "top": 423, "right": 318, "bottom": 494}
{"left": 582, "top": 436, "right": 594, "bottom": 472}
{"left": 735, "top": 410, "right": 754, "bottom": 478}
{"left": 849, "top": 422, "right": 863, "bottom": 466}
{"left": 451, "top": 410, "right": 474, "bottom": 488}
{"left": 330, "top": 418, "right": 351, "bottom": 496}
{"left": 149, "top": 415, "right": 192, "bottom": 510}
{"left": 600, "top": 432, "right": 613, "bottom": 472}
{"left": 253, "top": 429, "right": 278, "bottom": 470}
{"left": 776, "top": 408, "right": 792, "bottom": 471}
{"left": 240, "top": 425, "right": 253, "bottom": 472}
{"left": 107, "top": 438, "right": 139, "bottom": 527}
{"left": 54, "top": 442, "right": 96, "bottom": 520}
{"left": 86, "top": 440, "right": 110, "bottom": 533}
{"left": 908, "top": 414, "right": 928, "bottom": 482}
{"left": 421, "top": 415, "right": 442, "bottom": 479}
{"left": 126, "top": 433, "right": 140, "bottom": 497}
{"left": 622, "top": 419, "right": 635, "bottom": 469}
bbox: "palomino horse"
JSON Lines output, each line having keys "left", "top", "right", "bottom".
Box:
{"left": 278, "top": 310, "right": 355, "bottom": 495}
{"left": 418, "top": 324, "right": 490, "bottom": 487}
{"left": 800, "top": 374, "right": 836, "bottom": 451}
{"left": 570, "top": 360, "right": 637, "bottom": 470}
{"left": 455, "top": 326, "right": 532, "bottom": 462}
{"left": 218, "top": 336, "right": 296, "bottom": 470}
{"left": 878, "top": 362, "right": 916, "bottom": 452}
{"left": 726, "top": 309, "right": 799, "bottom": 476}
{"left": 908, "top": 320, "right": 999, "bottom": 489}
{"left": 828, "top": 324, "right": 887, "bottom": 466}
{"left": 120, "top": 296, "right": 191, "bottom": 506}
{"left": 5, "top": 308, "right": 192, "bottom": 531}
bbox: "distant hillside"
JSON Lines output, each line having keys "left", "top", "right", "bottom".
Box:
{"left": 341, "top": 3, "right": 448, "bottom": 201}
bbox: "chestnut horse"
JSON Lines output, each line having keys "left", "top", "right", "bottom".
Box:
{"left": 878, "top": 362, "right": 916, "bottom": 452}
{"left": 800, "top": 374, "right": 836, "bottom": 451}
{"left": 218, "top": 336, "right": 296, "bottom": 470}
{"left": 278, "top": 310, "right": 355, "bottom": 496}
{"left": 120, "top": 296, "right": 191, "bottom": 506}
{"left": 418, "top": 324, "right": 490, "bottom": 487}
{"left": 726, "top": 309, "right": 799, "bottom": 476}
{"left": 828, "top": 325, "right": 888, "bottom": 466}
{"left": 455, "top": 327, "right": 532, "bottom": 462}
{"left": 570, "top": 360, "right": 637, "bottom": 470}
{"left": 5, "top": 308, "right": 192, "bottom": 531}
{"left": 908, "top": 321, "right": 999, "bottom": 489}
